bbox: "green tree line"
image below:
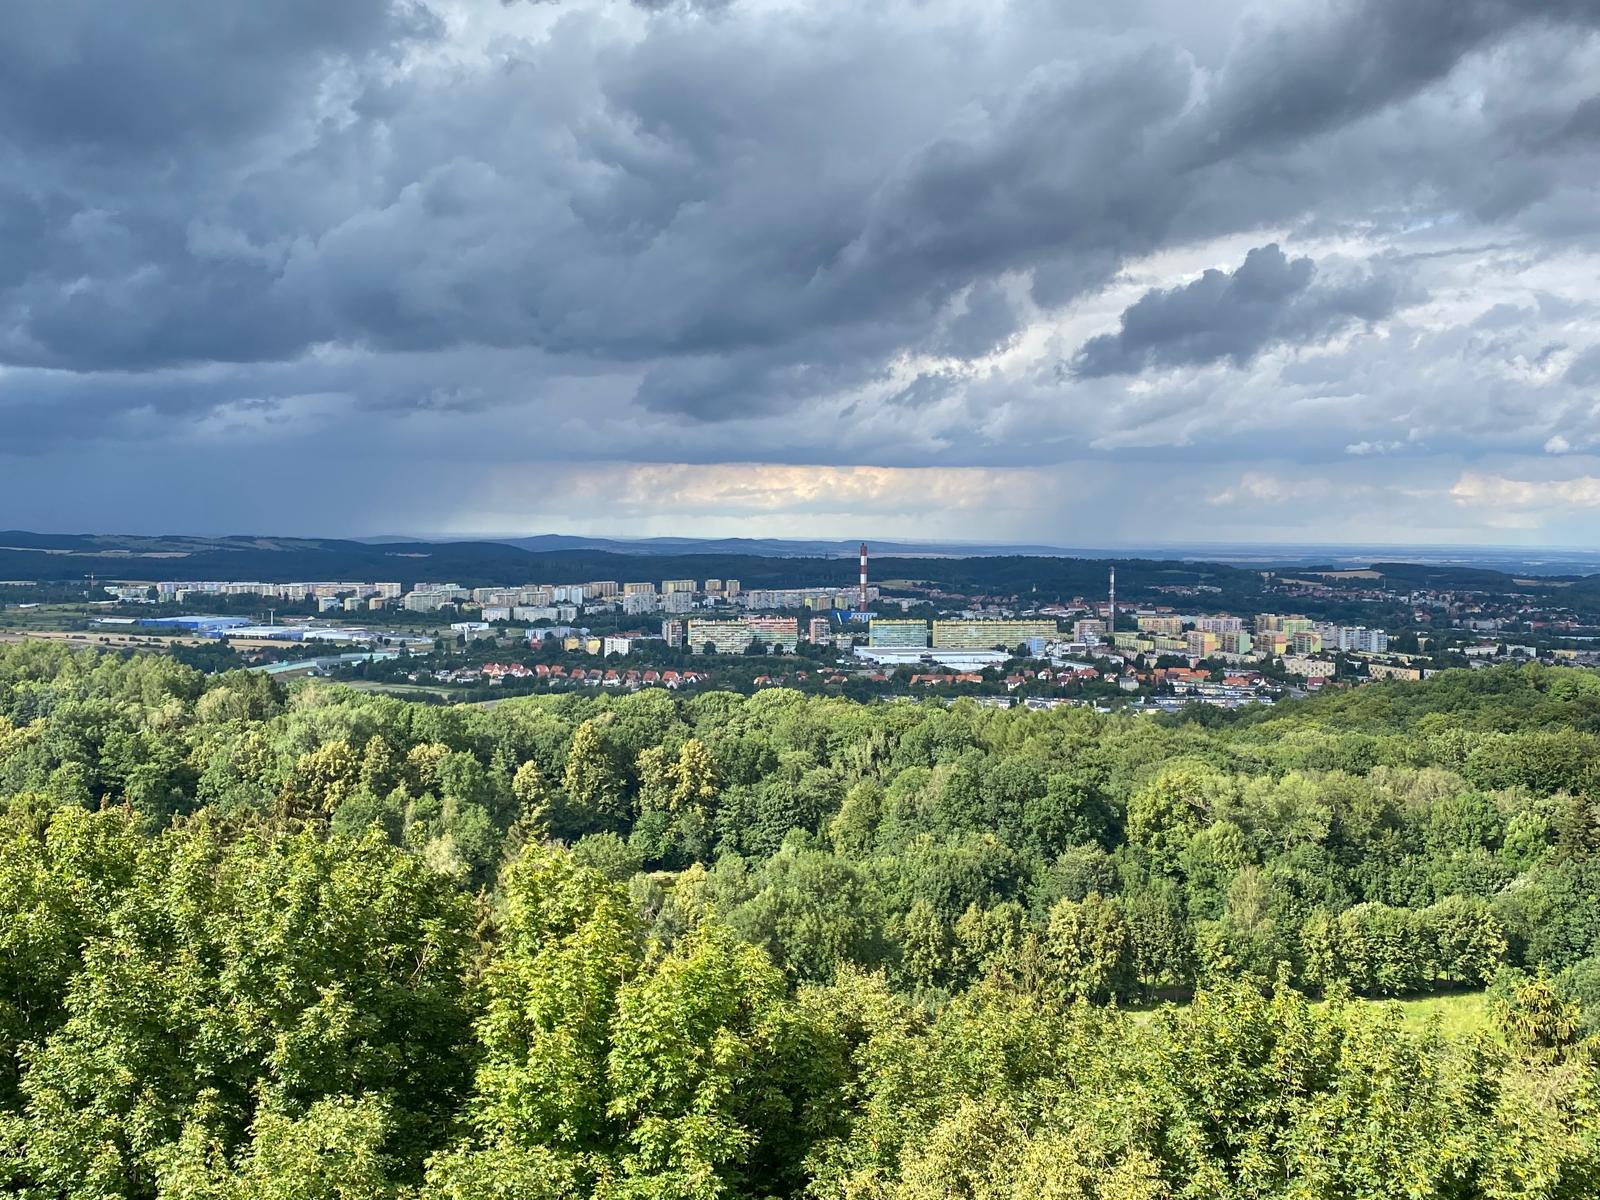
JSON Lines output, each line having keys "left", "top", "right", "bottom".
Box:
{"left": 1, "top": 642, "right": 1599, "bottom": 1194}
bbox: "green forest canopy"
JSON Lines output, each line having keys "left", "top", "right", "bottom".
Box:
{"left": 0, "top": 641, "right": 1598, "bottom": 1196}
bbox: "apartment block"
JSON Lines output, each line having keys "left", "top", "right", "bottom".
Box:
{"left": 623, "top": 592, "right": 662, "bottom": 615}
{"left": 1282, "top": 656, "right": 1336, "bottom": 679}
{"left": 1218, "top": 630, "right": 1254, "bottom": 655}
{"left": 688, "top": 617, "right": 800, "bottom": 654}
{"left": 1136, "top": 615, "right": 1185, "bottom": 636}
{"left": 932, "top": 620, "right": 1057, "bottom": 650}
{"left": 869, "top": 619, "right": 930, "bottom": 648}
{"left": 1255, "top": 614, "right": 1313, "bottom": 634}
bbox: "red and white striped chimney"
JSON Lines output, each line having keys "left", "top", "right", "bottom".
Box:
{"left": 859, "top": 543, "right": 869, "bottom": 611}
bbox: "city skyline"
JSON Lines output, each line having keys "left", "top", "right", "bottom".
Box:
{"left": 4, "top": 1, "right": 1600, "bottom": 544}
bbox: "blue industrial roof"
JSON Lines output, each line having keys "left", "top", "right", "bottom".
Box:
{"left": 138, "top": 615, "right": 252, "bottom": 629}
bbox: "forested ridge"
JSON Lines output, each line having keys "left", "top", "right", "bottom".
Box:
{"left": 0, "top": 641, "right": 1598, "bottom": 1196}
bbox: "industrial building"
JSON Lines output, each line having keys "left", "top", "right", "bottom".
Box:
{"left": 852, "top": 646, "right": 1008, "bottom": 670}
{"left": 137, "top": 615, "right": 251, "bottom": 633}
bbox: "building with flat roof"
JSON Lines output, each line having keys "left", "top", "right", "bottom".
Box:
{"left": 746, "top": 616, "right": 800, "bottom": 650}
{"left": 1282, "top": 655, "right": 1336, "bottom": 679}
{"left": 932, "top": 620, "right": 1056, "bottom": 650}
{"left": 138, "top": 615, "right": 251, "bottom": 632}
{"left": 403, "top": 590, "right": 457, "bottom": 613}
{"left": 1218, "top": 630, "right": 1254, "bottom": 654}
{"left": 688, "top": 617, "right": 799, "bottom": 654}
{"left": 853, "top": 646, "right": 1008, "bottom": 670}
{"left": 1073, "top": 618, "right": 1107, "bottom": 642}
{"left": 1137, "top": 615, "right": 1184, "bottom": 635}
{"left": 1256, "top": 614, "right": 1314, "bottom": 634}
{"left": 623, "top": 592, "right": 661, "bottom": 615}
{"left": 869, "top": 619, "right": 930, "bottom": 648}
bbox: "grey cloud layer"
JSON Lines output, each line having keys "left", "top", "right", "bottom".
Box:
{"left": 1071, "top": 245, "right": 1405, "bottom": 376}
{"left": 1, "top": 0, "right": 1599, "bottom": 539}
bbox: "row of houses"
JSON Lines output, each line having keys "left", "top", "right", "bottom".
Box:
{"left": 461, "top": 663, "right": 710, "bottom": 689}
{"left": 753, "top": 671, "right": 851, "bottom": 687}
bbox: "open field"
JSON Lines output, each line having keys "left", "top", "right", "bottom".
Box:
{"left": 1131, "top": 989, "right": 1494, "bottom": 1037}
{"left": 332, "top": 679, "right": 454, "bottom": 699}
{"left": 1376, "top": 989, "right": 1494, "bottom": 1036}
{"left": 0, "top": 629, "right": 215, "bottom": 650}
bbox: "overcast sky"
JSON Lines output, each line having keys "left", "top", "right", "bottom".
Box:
{"left": 3, "top": 0, "right": 1600, "bottom": 545}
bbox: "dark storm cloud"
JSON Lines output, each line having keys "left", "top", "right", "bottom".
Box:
{"left": 3, "top": 0, "right": 1596, "bottom": 389}
{"left": 1193, "top": 0, "right": 1599, "bottom": 162}
{"left": 930, "top": 283, "right": 1024, "bottom": 360}
{"left": 1071, "top": 245, "right": 1406, "bottom": 377}
{"left": 2, "top": 0, "right": 1600, "bottom": 535}
{"left": 0, "top": 1, "right": 437, "bottom": 154}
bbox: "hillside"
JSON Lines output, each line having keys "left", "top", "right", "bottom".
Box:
{"left": 6, "top": 530, "right": 1594, "bottom": 610}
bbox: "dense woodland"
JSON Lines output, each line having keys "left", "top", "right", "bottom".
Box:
{"left": 0, "top": 642, "right": 1598, "bottom": 1196}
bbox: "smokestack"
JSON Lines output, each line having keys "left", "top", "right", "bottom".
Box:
{"left": 1107, "top": 567, "right": 1116, "bottom": 637}
{"left": 859, "top": 543, "right": 869, "bottom": 612}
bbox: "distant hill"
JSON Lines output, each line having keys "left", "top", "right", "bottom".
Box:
{"left": 3, "top": 530, "right": 1599, "bottom": 611}
{"left": 0, "top": 530, "right": 1259, "bottom": 600}
{"left": 493, "top": 535, "right": 1081, "bottom": 558}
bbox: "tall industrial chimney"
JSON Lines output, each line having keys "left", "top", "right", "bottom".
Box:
{"left": 1107, "top": 567, "right": 1116, "bottom": 637}
{"left": 858, "top": 543, "right": 870, "bottom": 612}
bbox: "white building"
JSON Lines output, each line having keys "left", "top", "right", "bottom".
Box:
{"left": 852, "top": 646, "right": 1008, "bottom": 670}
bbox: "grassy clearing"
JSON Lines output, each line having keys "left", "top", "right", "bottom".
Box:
{"left": 1128, "top": 988, "right": 1494, "bottom": 1039}
{"left": 1371, "top": 989, "right": 1493, "bottom": 1038}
